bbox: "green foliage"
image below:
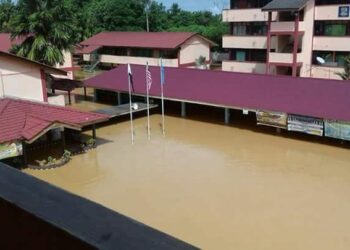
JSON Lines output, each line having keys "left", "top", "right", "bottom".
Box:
{"left": 6, "top": 0, "right": 227, "bottom": 65}
{"left": 9, "top": 0, "right": 77, "bottom": 66}
{"left": 336, "top": 56, "right": 350, "bottom": 80}
{"left": 0, "top": 0, "right": 15, "bottom": 32}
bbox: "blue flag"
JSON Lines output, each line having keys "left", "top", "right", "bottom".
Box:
{"left": 160, "top": 58, "right": 165, "bottom": 85}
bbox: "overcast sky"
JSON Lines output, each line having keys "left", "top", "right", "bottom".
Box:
{"left": 155, "top": 0, "right": 229, "bottom": 13}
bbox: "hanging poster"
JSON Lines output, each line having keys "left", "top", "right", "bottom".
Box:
{"left": 0, "top": 141, "right": 23, "bottom": 160}
{"left": 287, "top": 115, "right": 324, "bottom": 136}
{"left": 256, "top": 110, "right": 287, "bottom": 129}
{"left": 324, "top": 120, "right": 350, "bottom": 141}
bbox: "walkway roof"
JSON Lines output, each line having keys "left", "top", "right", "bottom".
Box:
{"left": 0, "top": 98, "right": 109, "bottom": 144}
{"left": 85, "top": 64, "right": 350, "bottom": 123}
{"left": 78, "top": 32, "right": 217, "bottom": 52}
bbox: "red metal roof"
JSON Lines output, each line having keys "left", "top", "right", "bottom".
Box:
{"left": 0, "top": 33, "right": 24, "bottom": 52}
{"left": 79, "top": 32, "right": 215, "bottom": 50}
{"left": 85, "top": 64, "right": 350, "bottom": 123}
{"left": 0, "top": 98, "right": 109, "bottom": 143}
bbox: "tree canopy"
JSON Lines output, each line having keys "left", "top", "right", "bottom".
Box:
{"left": 2, "top": 0, "right": 227, "bottom": 65}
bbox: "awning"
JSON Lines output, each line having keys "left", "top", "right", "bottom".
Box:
{"left": 262, "top": 0, "right": 309, "bottom": 12}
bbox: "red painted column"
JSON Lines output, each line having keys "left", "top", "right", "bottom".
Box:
{"left": 266, "top": 12, "right": 272, "bottom": 75}
{"left": 292, "top": 12, "right": 300, "bottom": 77}
{"left": 40, "top": 69, "right": 48, "bottom": 102}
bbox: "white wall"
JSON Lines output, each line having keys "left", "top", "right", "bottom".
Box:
{"left": 54, "top": 50, "right": 73, "bottom": 80}
{"left": 0, "top": 55, "right": 44, "bottom": 102}
{"left": 179, "top": 36, "right": 211, "bottom": 66}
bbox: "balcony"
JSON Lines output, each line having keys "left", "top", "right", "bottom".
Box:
{"left": 222, "top": 9, "right": 277, "bottom": 22}
{"left": 315, "top": 5, "right": 350, "bottom": 20}
{"left": 269, "top": 52, "right": 303, "bottom": 64}
{"left": 223, "top": 35, "right": 276, "bottom": 49}
{"left": 96, "top": 55, "right": 179, "bottom": 67}
{"left": 222, "top": 61, "right": 266, "bottom": 74}
{"left": 308, "top": 65, "right": 344, "bottom": 80}
{"left": 313, "top": 36, "right": 350, "bottom": 51}
{"left": 270, "top": 22, "right": 306, "bottom": 33}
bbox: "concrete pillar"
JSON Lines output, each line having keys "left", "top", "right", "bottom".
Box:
{"left": 117, "top": 92, "right": 122, "bottom": 105}
{"left": 93, "top": 89, "right": 98, "bottom": 102}
{"left": 181, "top": 102, "right": 186, "bottom": 117}
{"left": 224, "top": 108, "right": 230, "bottom": 124}
{"left": 276, "top": 128, "right": 282, "bottom": 134}
{"left": 22, "top": 141, "right": 28, "bottom": 167}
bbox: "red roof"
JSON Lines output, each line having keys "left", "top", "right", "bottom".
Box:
{"left": 0, "top": 98, "right": 109, "bottom": 143}
{"left": 79, "top": 32, "right": 215, "bottom": 51}
{"left": 0, "top": 33, "right": 24, "bottom": 52}
{"left": 85, "top": 64, "right": 350, "bottom": 123}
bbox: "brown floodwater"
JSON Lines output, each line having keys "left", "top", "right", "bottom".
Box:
{"left": 24, "top": 109, "right": 350, "bottom": 249}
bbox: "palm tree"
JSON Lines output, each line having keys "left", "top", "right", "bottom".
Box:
{"left": 336, "top": 56, "right": 350, "bottom": 80}
{"left": 9, "top": 0, "right": 76, "bottom": 66}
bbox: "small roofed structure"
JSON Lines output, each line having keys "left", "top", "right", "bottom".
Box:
{"left": 76, "top": 32, "right": 217, "bottom": 69}
{"left": 0, "top": 97, "right": 109, "bottom": 165}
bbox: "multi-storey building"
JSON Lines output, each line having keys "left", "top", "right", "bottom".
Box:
{"left": 222, "top": 0, "right": 350, "bottom": 80}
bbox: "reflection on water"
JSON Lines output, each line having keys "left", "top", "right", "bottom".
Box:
{"left": 24, "top": 114, "right": 350, "bottom": 250}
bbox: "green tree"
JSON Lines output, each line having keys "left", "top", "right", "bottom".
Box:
{"left": 0, "top": 0, "right": 15, "bottom": 32}
{"left": 9, "top": 0, "right": 77, "bottom": 66}
{"left": 336, "top": 56, "right": 350, "bottom": 80}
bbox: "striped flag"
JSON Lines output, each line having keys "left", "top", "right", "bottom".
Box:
{"left": 146, "top": 63, "right": 152, "bottom": 91}
{"left": 128, "top": 64, "right": 135, "bottom": 92}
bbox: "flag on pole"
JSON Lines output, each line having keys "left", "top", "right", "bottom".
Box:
{"left": 146, "top": 63, "right": 152, "bottom": 91}
{"left": 160, "top": 58, "right": 165, "bottom": 135}
{"left": 127, "top": 64, "right": 135, "bottom": 144}
{"left": 145, "top": 62, "right": 152, "bottom": 140}
{"left": 160, "top": 59, "right": 165, "bottom": 85}
{"left": 128, "top": 64, "right": 135, "bottom": 92}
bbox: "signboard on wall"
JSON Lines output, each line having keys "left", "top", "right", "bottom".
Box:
{"left": 338, "top": 6, "right": 350, "bottom": 18}
{"left": 287, "top": 115, "right": 324, "bottom": 136}
{"left": 0, "top": 142, "right": 23, "bottom": 160}
{"left": 325, "top": 120, "right": 350, "bottom": 141}
{"left": 256, "top": 111, "right": 287, "bottom": 129}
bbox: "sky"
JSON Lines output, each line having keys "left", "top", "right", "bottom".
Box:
{"left": 155, "top": 0, "right": 229, "bottom": 13}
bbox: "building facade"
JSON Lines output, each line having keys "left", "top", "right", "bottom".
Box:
{"left": 0, "top": 52, "right": 67, "bottom": 103}
{"left": 222, "top": 0, "right": 350, "bottom": 80}
{"left": 76, "top": 32, "right": 216, "bottom": 69}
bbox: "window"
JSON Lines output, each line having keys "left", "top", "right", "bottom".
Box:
{"left": 315, "top": 21, "right": 350, "bottom": 36}
{"left": 230, "top": 0, "right": 273, "bottom": 9}
{"left": 232, "top": 22, "right": 267, "bottom": 36}
{"left": 231, "top": 49, "right": 267, "bottom": 62}
{"left": 313, "top": 51, "right": 350, "bottom": 66}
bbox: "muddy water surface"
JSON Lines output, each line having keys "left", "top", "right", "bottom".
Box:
{"left": 24, "top": 114, "right": 350, "bottom": 249}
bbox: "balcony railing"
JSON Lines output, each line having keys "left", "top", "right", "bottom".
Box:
{"left": 269, "top": 52, "right": 303, "bottom": 64}
{"left": 222, "top": 9, "right": 277, "bottom": 22}
{"left": 98, "top": 55, "right": 179, "bottom": 67}
{"left": 222, "top": 61, "right": 266, "bottom": 74}
{"left": 223, "top": 35, "right": 275, "bottom": 49}
{"left": 313, "top": 36, "right": 350, "bottom": 51}
{"left": 270, "top": 22, "right": 306, "bottom": 33}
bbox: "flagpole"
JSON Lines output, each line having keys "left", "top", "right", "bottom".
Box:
{"left": 161, "top": 79, "right": 165, "bottom": 135}
{"left": 160, "top": 58, "right": 165, "bottom": 136}
{"left": 146, "top": 63, "right": 151, "bottom": 140}
{"left": 128, "top": 65, "right": 134, "bottom": 144}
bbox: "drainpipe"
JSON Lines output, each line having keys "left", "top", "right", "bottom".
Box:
{"left": 266, "top": 12, "right": 272, "bottom": 75}
{"left": 292, "top": 12, "right": 300, "bottom": 77}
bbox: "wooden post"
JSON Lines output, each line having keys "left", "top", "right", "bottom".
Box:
{"left": 68, "top": 91, "right": 72, "bottom": 105}
{"left": 92, "top": 125, "right": 96, "bottom": 140}
{"left": 61, "top": 129, "right": 66, "bottom": 154}
{"left": 22, "top": 141, "right": 28, "bottom": 167}
{"left": 181, "top": 102, "right": 186, "bottom": 117}
{"left": 84, "top": 87, "right": 87, "bottom": 100}
{"left": 224, "top": 108, "right": 230, "bottom": 124}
